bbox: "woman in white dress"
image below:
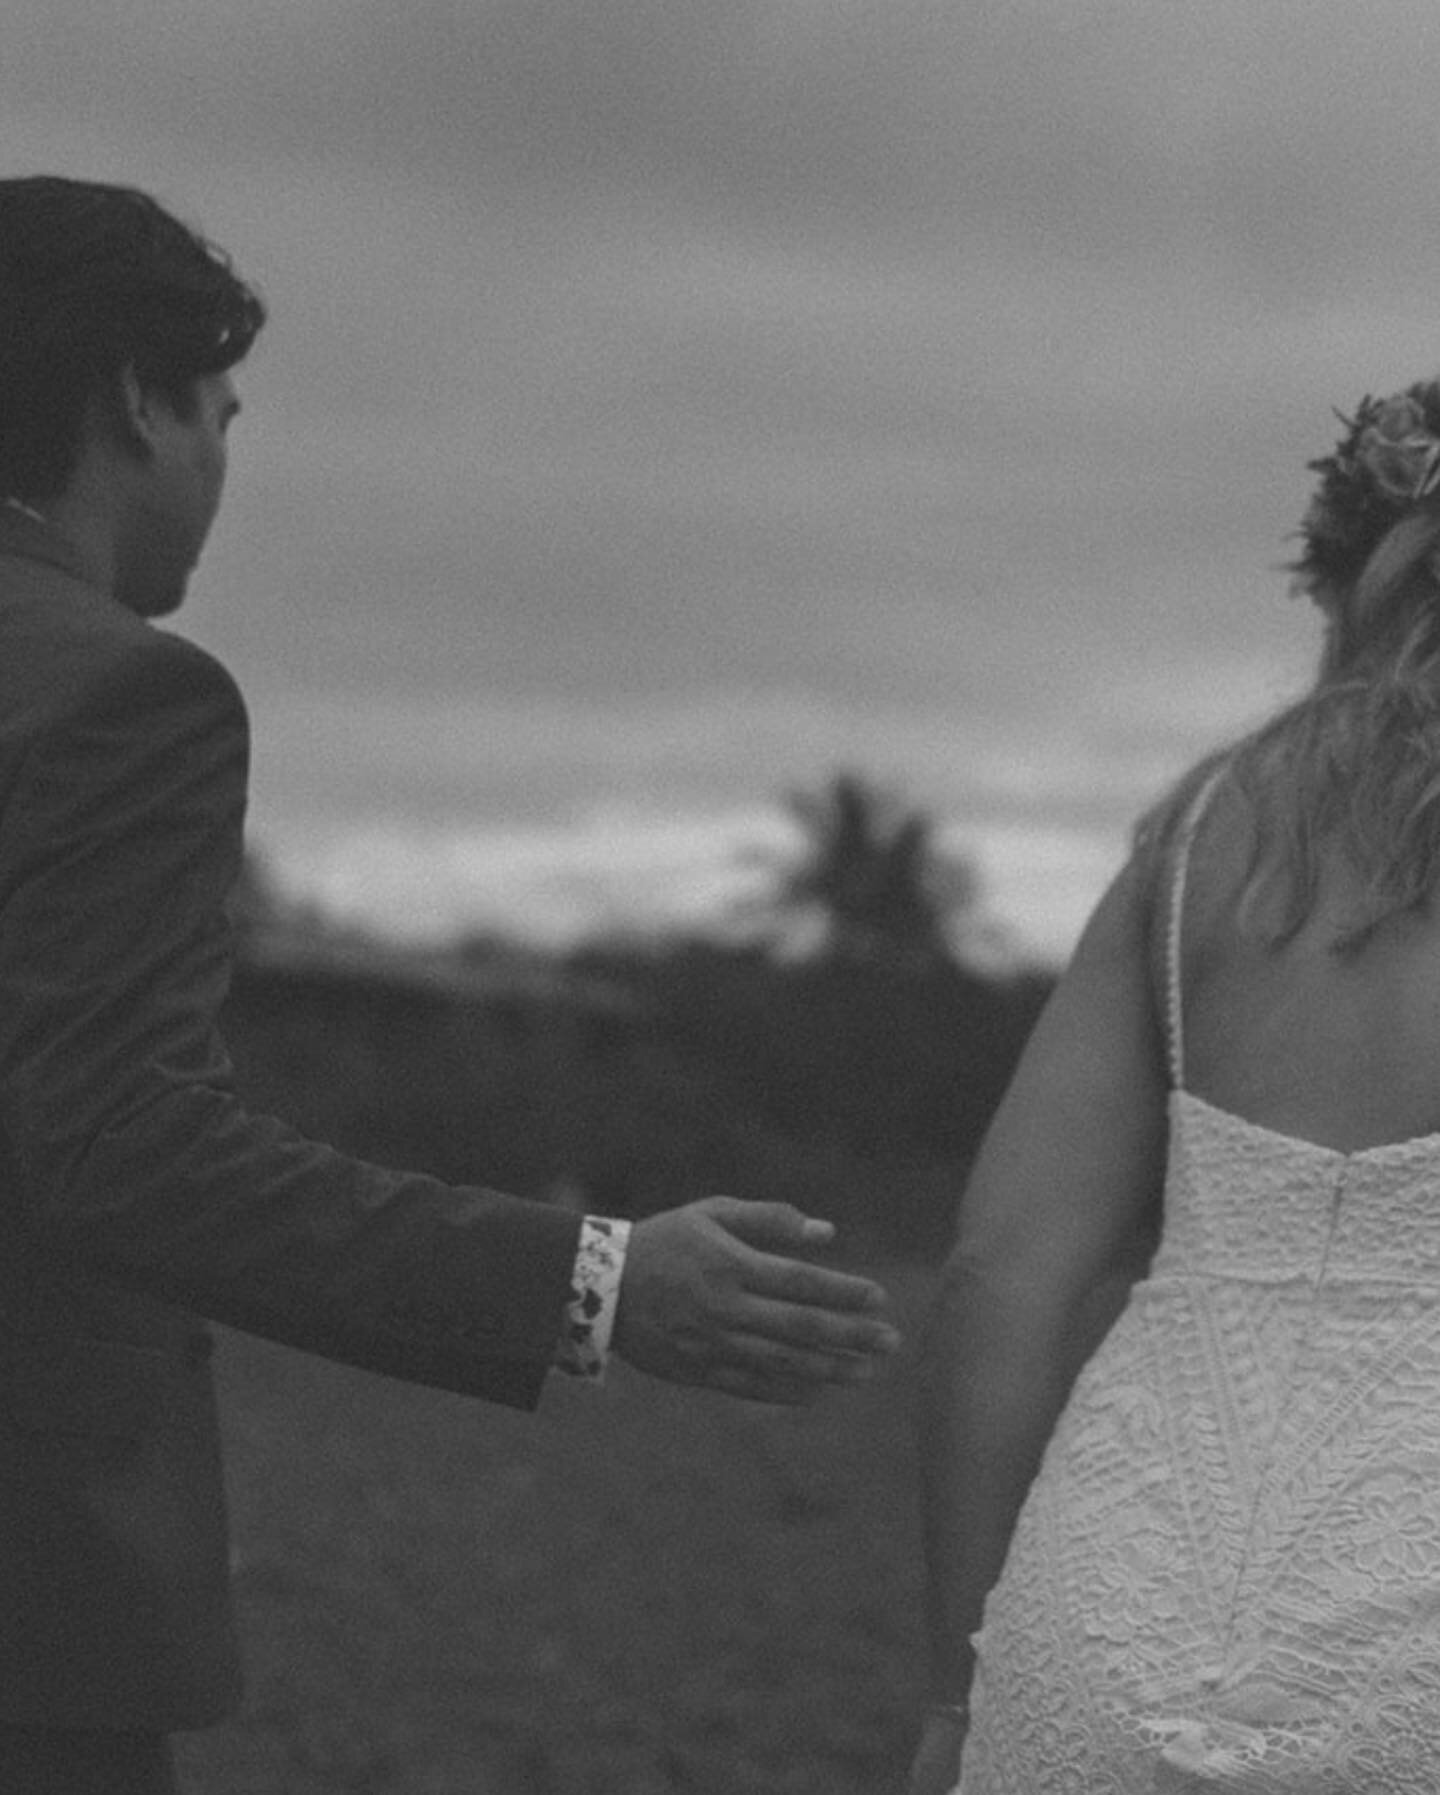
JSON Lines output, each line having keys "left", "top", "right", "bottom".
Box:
{"left": 909, "top": 382, "right": 1440, "bottom": 1794}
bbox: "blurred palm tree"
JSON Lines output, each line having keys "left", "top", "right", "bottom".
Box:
{"left": 761, "top": 771, "right": 980, "bottom": 966}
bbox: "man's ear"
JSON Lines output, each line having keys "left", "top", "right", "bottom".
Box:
{"left": 111, "top": 364, "right": 165, "bottom": 459}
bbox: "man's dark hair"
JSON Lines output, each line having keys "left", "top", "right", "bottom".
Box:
{"left": 0, "top": 175, "right": 266, "bottom": 501}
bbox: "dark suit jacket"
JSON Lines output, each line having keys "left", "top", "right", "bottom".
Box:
{"left": 0, "top": 514, "right": 583, "bottom": 1730}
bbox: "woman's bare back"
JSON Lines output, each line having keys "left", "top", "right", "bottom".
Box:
{"left": 1173, "top": 777, "right": 1440, "bottom": 1154}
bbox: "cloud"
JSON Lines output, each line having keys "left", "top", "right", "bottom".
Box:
{"left": 10, "top": 1, "right": 1440, "bottom": 279}
{"left": 6, "top": 0, "right": 1440, "bottom": 959}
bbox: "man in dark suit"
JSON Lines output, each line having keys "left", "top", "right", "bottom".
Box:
{"left": 0, "top": 175, "right": 900, "bottom": 1794}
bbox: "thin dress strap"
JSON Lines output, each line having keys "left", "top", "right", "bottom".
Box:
{"left": 1164, "top": 768, "right": 1227, "bottom": 1092}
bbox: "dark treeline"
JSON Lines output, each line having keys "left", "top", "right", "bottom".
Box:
{"left": 222, "top": 776, "right": 1058, "bottom": 1259}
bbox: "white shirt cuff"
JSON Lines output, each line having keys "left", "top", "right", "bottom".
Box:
{"left": 553, "top": 1215, "right": 631, "bottom": 1381}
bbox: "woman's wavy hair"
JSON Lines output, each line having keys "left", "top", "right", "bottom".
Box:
{"left": 1146, "top": 392, "right": 1440, "bottom": 956}
{"left": 0, "top": 175, "right": 266, "bottom": 503}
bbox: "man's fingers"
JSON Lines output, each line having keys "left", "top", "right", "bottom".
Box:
{"left": 741, "top": 1250, "right": 893, "bottom": 1314}
{"left": 700, "top": 1197, "right": 894, "bottom": 1315}
{"left": 737, "top": 1292, "right": 902, "bottom": 1359}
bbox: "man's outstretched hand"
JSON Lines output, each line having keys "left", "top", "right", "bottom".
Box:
{"left": 612, "top": 1196, "right": 900, "bottom": 1403}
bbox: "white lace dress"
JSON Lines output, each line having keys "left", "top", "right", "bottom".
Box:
{"left": 956, "top": 797, "right": 1440, "bottom": 1791}
{"left": 958, "top": 1093, "right": 1440, "bottom": 1791}
{"left": 955, "top": 786, "right": 1440, "bottom": 1795}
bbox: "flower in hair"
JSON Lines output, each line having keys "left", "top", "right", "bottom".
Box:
{"left": 1358, "top": 392, "right": 1440, "bottom": 504}
{"left": 1294, "top": 379, "right": 1440, "bottom": 598}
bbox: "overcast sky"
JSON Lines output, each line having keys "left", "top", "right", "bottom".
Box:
{"left": 7, "top": 2, "right": 1440, "bottom": 958}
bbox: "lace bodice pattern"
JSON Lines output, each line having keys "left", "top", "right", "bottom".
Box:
{"left": 956, "top": 780, "right": 1440, "bottom": 1792}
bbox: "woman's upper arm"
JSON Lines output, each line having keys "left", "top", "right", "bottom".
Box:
{"left": 949, "top": 851, "right": 1169, "bottom": 1300}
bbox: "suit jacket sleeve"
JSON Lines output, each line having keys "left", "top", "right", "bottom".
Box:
{"left": 0, "top": 626, "right": 582, "bottom": 1408}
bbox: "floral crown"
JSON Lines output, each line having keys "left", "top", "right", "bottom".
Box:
{"left": 1293, "top": 379, "right": 1440, "bottom": 599}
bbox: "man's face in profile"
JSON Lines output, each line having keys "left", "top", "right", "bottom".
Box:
{"left": 120, "top": 371, "right": 241, "bottom": 618}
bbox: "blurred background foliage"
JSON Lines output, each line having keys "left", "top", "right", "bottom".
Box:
{"left": 225, "top": 773, "right": 1056, "bottom": 1260}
